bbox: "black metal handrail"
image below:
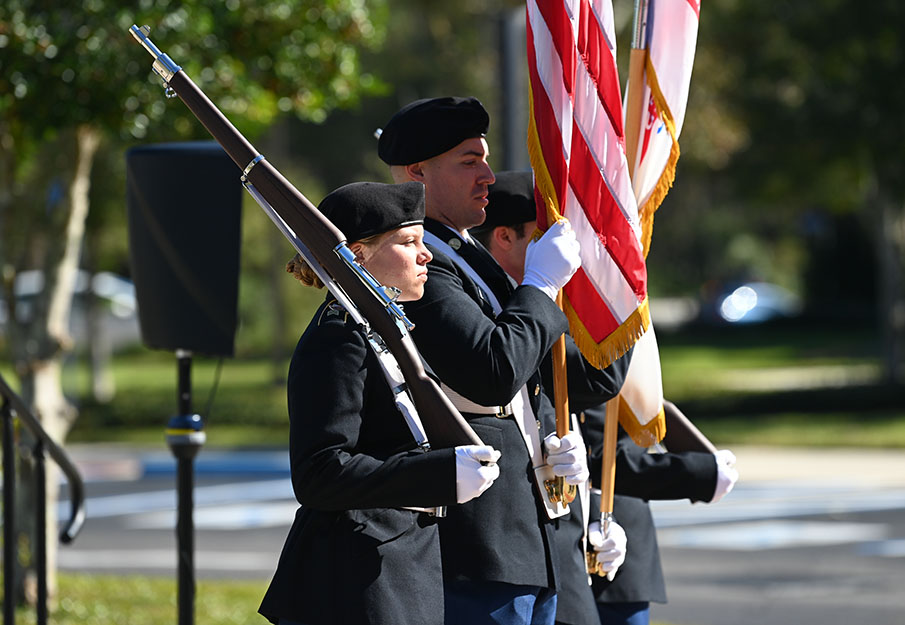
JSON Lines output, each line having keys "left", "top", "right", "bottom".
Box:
{"left": 1, "top": 372, "right": 86, "bottom": 625}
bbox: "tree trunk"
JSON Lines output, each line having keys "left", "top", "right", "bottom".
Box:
{"left": 87, "top": 282, "right": 116, "bottom": 403}
{"left": 877, "top": 193, "right": 905, "bottom": 384}
{"left": 12, "top": 124, "right": 101, "bottom": 606}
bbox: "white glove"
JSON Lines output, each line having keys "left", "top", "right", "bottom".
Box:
{"left": 521, "top": 219, "right": 581, "bottom": 301}
{"left": 543, "top": 431, "right": 589, "bottom": 485}
{"left": 588, "top": 519, "right": 627, "bottom": 581}
{"left": 710, "top": 448, "right": 739, "bottom": 503}
{"left": 455, "top": 445, "right": 501, "bottom": 504}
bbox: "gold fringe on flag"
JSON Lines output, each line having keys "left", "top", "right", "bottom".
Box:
{"left": 526, "top": 88, "right": 564, "bottom": 226}
{"left": 618, "top": 396, "right": 666, "bottom": 447}
{"left": 563, "top": 295, "right": 650, "bottom": 371}
{"left": 527, "top": 87, "right": 651, "bottom": 372}
{"left": 638, "top": 55, "right": 681, "bottom": 259}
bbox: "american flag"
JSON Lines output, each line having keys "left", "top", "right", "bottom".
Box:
{"left": 527, "top": 0, "right": 664, "bottom": 445}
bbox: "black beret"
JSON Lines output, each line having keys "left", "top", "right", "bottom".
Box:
{"left": 473, "top": 170, "right": 537, "bottom": 233}
{"left": 377, "top": 96, "right": 490, "bottom": 165}
{"left": 318, "top": 181, "right": 425, "bottom": 242}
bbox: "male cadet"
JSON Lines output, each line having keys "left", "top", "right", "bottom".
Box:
{"left": 472, "top": 170, "right": 740, "bottom": 625}
{"left": 376, "top": 97, "right": 631, "bottom": 625}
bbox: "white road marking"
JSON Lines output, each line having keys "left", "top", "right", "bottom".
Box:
{"left": 58, "top": 549, "right": 276, "bottom": 571}
{"left": 62, "top": 478, "right": 294, "bottom": 519}
{"left": 857, "top": 538, "right": 905, "bottom": 558}
{"left": 650, "top": 484, "right": 905, "bottom": 528}
{"left": 127, "top": 501, "right": 298, "bottom": 530}
{"left": 657, "top": 520, "right": 888, "bottom": 550}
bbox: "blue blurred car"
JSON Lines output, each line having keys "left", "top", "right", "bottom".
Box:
{"left": 714, "top": 281, "right": 803, "bottom": 324}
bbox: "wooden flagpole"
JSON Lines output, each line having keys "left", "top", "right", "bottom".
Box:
{"left": 594, "top": 0, "right": 651, "bottom": 548}
{"left": 588, "top": 394, "right": 621, "bottom": 576}
{"left": 599, "top": 396, "right": 621, "bottom": 520}
{"left": 624, "top": 0, "right": 650, "bottom": 179}
{"left": 551, "top": 289, "right": 576, "bottom": 503}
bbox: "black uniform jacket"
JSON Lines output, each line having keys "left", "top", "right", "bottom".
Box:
{"left": 537, "top": 342, "right": 635, "bottom": 625}
{"left": 551, "top": 489, "right": 598, "bottom": 625}
{"left": 552, "top": 418, "right": 717, "bottom": 623}
{"left": 402, "top": 219, "right": 629, "bottom": 591}
{"left": 259, "top": 297, "right": 457, "bottom": 625}
{"left": 582, "top": 403, "right": 718, "bottom": 606}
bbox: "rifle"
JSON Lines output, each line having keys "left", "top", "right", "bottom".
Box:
{"left": 128, "top": 24, "right": 481, "bottom": 449}
{"left": 662, "top": 399, "right": 717, "bottom": 454}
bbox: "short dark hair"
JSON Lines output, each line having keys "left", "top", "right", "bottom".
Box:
{"left": 470, "top": 220, "right": 532, "bottom": 249}
{"left": 470, "top": 170, "right": 536, "bottom": 249}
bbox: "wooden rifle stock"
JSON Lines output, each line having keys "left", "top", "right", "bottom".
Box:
{"left": 131, "top": 26, "right": 480, "bottom": 449}
{"left": 662, "top": 400, "right": 717, "bottom": 454}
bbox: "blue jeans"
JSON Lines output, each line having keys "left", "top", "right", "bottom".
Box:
{"left": 445, "top": 580, "right": 558, "bottom": 625}
{"left": 596, "top": 601, "right": 650, "bottom": 625}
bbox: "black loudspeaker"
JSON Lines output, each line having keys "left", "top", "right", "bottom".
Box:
{"left": 126, "top": 142, "right": 242, "bottom": 357}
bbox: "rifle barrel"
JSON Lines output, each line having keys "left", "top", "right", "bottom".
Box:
{"left": 129, "top": 26, "right": 481, "bottom": 449}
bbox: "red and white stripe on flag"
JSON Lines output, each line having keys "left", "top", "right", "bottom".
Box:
{"left": 628, "top": 0, "right": 701, "bottom": 257}
{"left": 526, "top": 0, "right": 664, "bottom": 445}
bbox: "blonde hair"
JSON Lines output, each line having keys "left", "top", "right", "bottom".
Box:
{"left": 286, "top": 254, "right": 324, "bottom": 288}
{"left": 286, "top": 231, "right": 388, "bottom": 289}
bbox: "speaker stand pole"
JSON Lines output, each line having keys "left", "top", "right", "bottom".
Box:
{"left": 166, "top": 349, "right": 206, "bottom": 625}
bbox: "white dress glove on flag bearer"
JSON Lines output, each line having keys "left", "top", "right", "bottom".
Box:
{"left": 710, "top": 448, "right": 739, "bottom": 503}
{"left": 455, "top": 445, "right": 501, "bottom": 504}
{"left": 543, "top": 432, "right": 590, "bottom": 485}
{"left": 588, "top": 519, "right": 627, "bottom": 581}
{"left": 521, "top": 219, "right": 581, "bottom": 301}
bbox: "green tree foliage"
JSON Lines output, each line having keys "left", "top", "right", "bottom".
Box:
{"left": 0, "top": 0, "right": 389, "bottom": 605}
{"left": 641, "top": 2, "right": 902, "bottom": 313}
{"left": 700, "top": 0, "right": 903, "bottom": 377}
{"left": 701, "top": 0, "right": 902, "bottom": 212}
{"left": 0, "top": 0, "right": 387, "bottom": 274}
{"left": 0, "top": 1, "right": 386, "bottom": 141}
{"left": 0, "top": 0, "right": 390, "bottom": 370}
{"left": 271, "top": 0, "right": 510, "bottom": 196}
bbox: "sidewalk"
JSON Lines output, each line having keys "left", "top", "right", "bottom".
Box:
{"left": 731, "top": 444, "right": 905, "bottom": 487}
{"left": 65, "top": 443, "right": 289, "bottom": 482}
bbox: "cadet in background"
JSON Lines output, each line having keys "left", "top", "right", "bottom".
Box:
{"left": 472, "top": 170, "right": 739, "bottom": 625}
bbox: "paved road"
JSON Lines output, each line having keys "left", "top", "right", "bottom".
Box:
{"left": 649, "top": 446, "right": 905, "bottom": 625}
{"left": 58, "top": 444, "right": 905, "bottom": 625}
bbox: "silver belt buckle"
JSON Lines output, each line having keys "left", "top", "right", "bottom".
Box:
{"left": 402, "top": 505, "right": 447, "bottom": 518}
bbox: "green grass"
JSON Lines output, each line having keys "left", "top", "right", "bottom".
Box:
{"left": 685, "top": 410, "right": 905, "bottom": 447}
{"left": 8, "top": 573, "right": 265, "bottom": 625}
{"left": 657, "top": 321, "right": 884, "bottom": 401}
{"left": 5, "top": 573, "right": 678, "bottom": 625}
{"left": 651, "top": 321, "right": 905, "bottom": 447}
{"left": 1, "top": 573, "right": 680, "bottom": 625}
{"left": 3, "top": 320, "right": 904, "bottom": 449}
{"left": 60, "top": 351, "right": 292, "bottom": 446}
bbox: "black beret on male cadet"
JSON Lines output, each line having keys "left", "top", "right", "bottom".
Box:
{"left": 317, "top": 181, "right": 425, "bottom": 242}
{"left": 475, "top": 170, "right": 537, "bottom": 232}
{"left": 377, "top": 96, "right": 490, "bottom": 165}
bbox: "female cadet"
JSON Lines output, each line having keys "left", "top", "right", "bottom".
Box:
{"left": 259, "top": 181, "right": 501, "bottom": 625}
